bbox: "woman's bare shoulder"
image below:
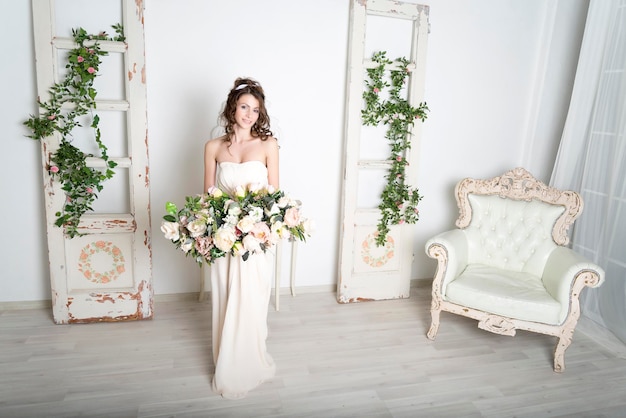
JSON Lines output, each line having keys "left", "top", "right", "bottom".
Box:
{"left": 205, "top": 135, "right": 226, "bottom": 150}
{"left": 263, "top": 136, "right": 279, "bottom": 149}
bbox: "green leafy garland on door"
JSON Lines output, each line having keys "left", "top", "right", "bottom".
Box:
{"left": 362, "top": 51, "right": 429, "bottom": 246}
{"left": 24, "top": 25, "right": 125, "bottom": 238}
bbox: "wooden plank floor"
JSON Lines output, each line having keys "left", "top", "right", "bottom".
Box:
{"left": 1, "top": 282, "right": 626, "bottom": 418}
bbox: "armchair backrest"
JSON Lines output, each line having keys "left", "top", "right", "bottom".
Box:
{"left": 455, "top": 168, "right": 583, "bottom": 276}
{"left": 465, "top": 195, "right": 564, "bottom": 275}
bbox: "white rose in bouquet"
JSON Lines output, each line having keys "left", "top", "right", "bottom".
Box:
{"left": 180, "top": 239, "right": 193, "bottom": 253}
{"left": 227, "top": 202, "right": 242, "bottom": 217}
{"left": 248, "top": 182, "right": 264, "bottom": 194}
{"left": 207, "top": 186, "right": 223, "bottom": 198}
{"left": 214, "top": 226, "right": 237, "bottom": 252}
{"left": 242, "top": 234, "right": 262, "bottom": 254}
{"left": 302, "top": 218, "right": 315, "bottom": 236}
{"left": 271, "top": 221, "right": 287, "bottom": 240}
{"left": 232, "top": 241, "right": 244, "bottom": 256}
{"left": 277, "top": 196, "right": 291, "bottom": 209}
{"left": 237, "top": 215, "right": 256, "bottom": 234}
{"left": 248, "top": 206, "right": 263, "bottom": 222}
{"left": 234, "top": 185, "right": 246, "bottom": 199}
{"left": 161, "top": 221, "right": 180, "bottom": 241}
{"left": 187, "top": 218, "right": 207, "bottom": 238}
{"left": 265, "top": 203, "right": 280, "bottom": 218}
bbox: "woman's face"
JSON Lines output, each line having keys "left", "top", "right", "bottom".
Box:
{"left": 234, "top": 93, "right": 260, "bottom": 130}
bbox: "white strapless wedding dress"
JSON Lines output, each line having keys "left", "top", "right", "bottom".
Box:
{"left": 208, "top": 161, "right": 276, "bottom": 399}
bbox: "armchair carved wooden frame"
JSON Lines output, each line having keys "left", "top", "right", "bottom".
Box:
{"left": 425, "top": 168, "right": 605, "bottom": 372}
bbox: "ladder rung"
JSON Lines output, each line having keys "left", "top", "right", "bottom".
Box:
{"left": 77, "top": 213, "right": 136, "bottom": 233}
{"left": 86, "top": 157, "right": 131, "bottom": 168}
{"left": 358, "top": 160, "right": 393, "bottom": 169}
{"left": 97, "top": 100, "right": 130, "bottom": 111}
{"left": 363, "top": 59, "right": 417, "bottom": 71}
{"left": 53, "top": 37, "right": 127, "bottom": 53}
{"left": 60, "top": 100, "right": 130, "bottom": 111}
{"left": 366, "top": 0, "right": 427, "bottom": 21}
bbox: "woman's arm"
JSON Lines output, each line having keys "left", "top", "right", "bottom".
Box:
{"left": 265, "top": 137, "right": 280, "bottom": 189}
{"left": 204, "top": 139, "right": 219, "bottom": 192}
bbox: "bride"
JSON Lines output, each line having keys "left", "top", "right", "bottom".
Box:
{"left": 203, "top": 77, "right": 280, "bottom": 399}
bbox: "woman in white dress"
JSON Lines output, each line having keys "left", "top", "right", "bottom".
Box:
{"left": 203, "top": 78, "right": 280, "bottom": 399}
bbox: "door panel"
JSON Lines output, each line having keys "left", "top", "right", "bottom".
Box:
{"left": 338, "top": 0, "right": 429, "bottom": 303}
{"left": 32, "top": 0, "right": 152, "bottom": 323}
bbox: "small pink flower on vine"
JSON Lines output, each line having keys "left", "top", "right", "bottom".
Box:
{"left": 47, "top": 115, "right": 56, "bottom": 120}
{"left": 87, "top": 67, "right": 95, "bottom": 74}
{"left": 373, "top": 87, "right": 380, "bottom": 93}
{"left": 86, "top": 187, "right": 94, "bottom": 194}
{"left": 77, "top": 56, "right": 84, "bottom": 63}
{"left": 49, "top": 165, "right": 59, "bottom": 173}
{"left": 396, "top": 156, "right": 402, "bottom": 162}
{"left": 398, "top": 219, "right": 405, "bottom": 224}
{"left": 414, "top": 208, "right": 419, "bottom": 214}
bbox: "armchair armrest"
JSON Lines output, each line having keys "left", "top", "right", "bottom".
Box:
{"left": 542, "top": 246, "right": 605, "bottom": 323}
{"left": 425, "top": 229, "right": 469, "bottom": 296}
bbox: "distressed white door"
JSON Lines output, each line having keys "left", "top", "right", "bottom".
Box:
{"left": 338, "top": 0, "right": 429, "bottom": 303}
{"left": 31, "top": 0, "right": 152, "bottom": 323}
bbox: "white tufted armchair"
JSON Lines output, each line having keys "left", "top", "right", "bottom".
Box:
{"left": 425, "top": 167, "right": 605, "bottom": 372}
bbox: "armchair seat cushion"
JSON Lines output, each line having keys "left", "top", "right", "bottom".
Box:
{"left": 446, "top": 264, "right": 562, "bottom": 325}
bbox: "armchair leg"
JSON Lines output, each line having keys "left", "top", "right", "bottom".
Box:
{"left": 427, "top": 306, "right": 441, "bottom": 340}
{"left": 554, "top": 339, "right": 567, "bottom": 373}
{"left": 554, "top": 332, "right": 574, "bottom": 373}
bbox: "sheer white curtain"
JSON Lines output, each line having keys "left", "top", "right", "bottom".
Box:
{"left": 551, "top": 0, "right": 626, "bottom": 344}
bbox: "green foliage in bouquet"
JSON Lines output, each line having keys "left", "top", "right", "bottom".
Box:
{"left": 362, "top": 51, "right": 429, "bottom": 246}
{"left": 24, "top": 25, "right": 125, "bottom": 238}
{"left": 162, "top": 184, "right": 312, "bottom": 266}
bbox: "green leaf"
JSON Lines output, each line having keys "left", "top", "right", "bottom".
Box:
{"left": 165, "top": 201, "right": 178, "bottom": 215}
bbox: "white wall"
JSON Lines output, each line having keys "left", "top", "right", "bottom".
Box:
{"left": 0, "top": 0, "right": 588, "bottom": 303}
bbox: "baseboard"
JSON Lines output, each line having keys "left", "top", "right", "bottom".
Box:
{"left": 165, "top": 279, "right": 431, "bottom": 303}
{"left": 0, "top": 300, "right": 52, "bottom": 311}
{"left": 0, "top": 278, "right": 433, "bottom": 310}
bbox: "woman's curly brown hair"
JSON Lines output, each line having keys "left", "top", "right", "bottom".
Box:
{"left": 221, "top": 77, "right": 274, "bottom": 142}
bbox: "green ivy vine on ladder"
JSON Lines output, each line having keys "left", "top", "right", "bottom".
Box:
{"left": 24, "top": 25, "right": 125, "bottom": 238}
{"left": 362, "top": 51, "right": 429, "bottom": 246}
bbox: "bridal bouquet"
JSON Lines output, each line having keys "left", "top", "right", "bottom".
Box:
{"left": 161, "top": 183, "right": 312, "bottom": 266}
